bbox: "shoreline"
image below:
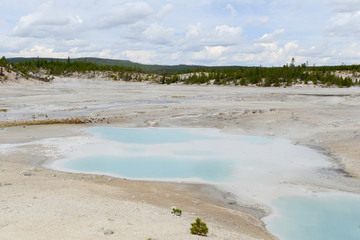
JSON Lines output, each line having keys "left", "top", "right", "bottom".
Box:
{"left": 0, "top": 155, "right": 274, "bottom": 239}
{"left": 0, "top": 125, "right": 275, "bottom": 239}
{"left": 3, "top": 124, "right": 360, "bottom": 212}
{"left": 1, "top": 78, "right": 360, "bottom": 239}
{"left": 9, "top": 124, "right": 271, "bottom": 218}
{"left": 2, "top": 123, "right": 359, "bottom": 240}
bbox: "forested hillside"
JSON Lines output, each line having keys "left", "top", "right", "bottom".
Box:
{"left": 3, "top": 57, "right": 360, "bottom": 87}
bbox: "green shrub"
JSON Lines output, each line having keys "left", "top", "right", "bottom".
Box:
{"left": 171, "top": 208, "right": 182, "bottom": 216}
{"left": 190, "top": 218, "right": 208, "bottom": 236}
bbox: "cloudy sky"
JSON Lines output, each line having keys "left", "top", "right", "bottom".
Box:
{"left": 0, "top": 0, "right": 359, "bottom": 66}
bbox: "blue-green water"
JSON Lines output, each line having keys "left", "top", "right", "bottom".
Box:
{"left": 86, "top": 127, "right": 273, "bottom": 145}
{"left": 62, "top": 127, "right": 241, "bottom": 182}
{"left": 86, "top": 127, "right": 214, "bottom": 144}
{"left": 266, "top": 194, "right": 360, "bottom": 240}
{"left": 54, "top": 127, "right": 360, "bottom": 240}
{"left": 65, "top": 155, "right": 233, "bottom": 182}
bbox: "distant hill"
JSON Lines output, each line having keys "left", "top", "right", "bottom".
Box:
{"left": 7, "top": 57, "right": 249, "bottom": 73}
{"left": 4, "top": 56, "right": 359, "bottom": 87}
{"left": 7, "top": 57, "right": 199, "bottom": 73}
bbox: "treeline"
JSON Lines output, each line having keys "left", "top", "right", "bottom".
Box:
{"left": 0, "top": 57, "right": 6, "bottom": 79}
{"left": 10, "top": 57, "right": 141, "bottom": 76}
{"left": 3, "top": 56, "right": 360, "bottom": 87}
{"left": 163, "top": 63, "right": 359, "bottom": 87}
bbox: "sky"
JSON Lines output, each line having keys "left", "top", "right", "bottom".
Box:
{"left": 0, "top": 0, "right": 360, "bottom": 66}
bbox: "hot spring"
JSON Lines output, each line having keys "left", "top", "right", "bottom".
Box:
{"left": 48, "top": 127, "right": 360, "bottom": 240}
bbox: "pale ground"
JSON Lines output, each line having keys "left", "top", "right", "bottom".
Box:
{"left": 1, "top": 77, "right": 360, "bottom": 240}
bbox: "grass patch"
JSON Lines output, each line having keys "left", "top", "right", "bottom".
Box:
{"left": 0, "top": 109, "right": 8, "bottom": 112}
{"left": 171, "top": 208, "right": 182, "bottom": 216}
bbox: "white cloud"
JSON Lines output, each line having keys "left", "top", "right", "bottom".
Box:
{"left": 1, "top": 0, "right": 359, "bottom": 66}
{"left": 0, "top": 36, "right": 30, "bottom": 53}
{"left": 98, "top": 49, "right": 113, "bottom": 59}
{"left": 95, "top": 2, "right": 154, "bottom": 29}
{"left": 12, "top": 1, "right": 83, "bottom": 39}
{"left": 0, "top": 19, "right": 7, "bottom": 26}
{"left": 230, "top": 0, "right": 265, "bottom": 5}
{"left": 258, "top": 16, "right": 270, "bottom": 25}
{"left": 246, "top": 16, "right": 270, "bottom": 26}
{"left": 330, "top": 0, "right": 360, "bottom": 12}
{"left": 185, "top": 24, "right": 243, "bottom": 48}
{"left": 17, "top": 45, "right": 69, "bottom": 58}
{"left": 253, "top": 29, "right": 285, "bottom": 43}
{"left": 156, "top": 4, "right": 173, "bottom": 19}
{"left": 327, "top": 11, "right": 360, "bottom": 37}
{"left": 232, "top": 40, "right": 301, "bottom": 66}
{"left": 121, "top": 50, "right": 157, "bottom": 64}
{"left": 143, "top": 23, "right": 174, "bottom": 45}
{"left": 337, "top": 42, "right": 360, "bottom": 63}
{"left": 215, "top": 25, "right": 242, "bottom": 39}
{"left": 225, "top": 4, "right": 237, "bottom": 17}
{"left": 122, "top": 22, "right": 148, "bottom": 40}
{"left": 120, "top": 22, "right": 175, "bottom": 45}
{"left": 284, "top": 41, "right": 299, "bottom": 52}
{"left": 193, "top": 46, "right": 230, "bottom": 60}
{"left": 185, "top": 23, "right": 202, "bottom": 38}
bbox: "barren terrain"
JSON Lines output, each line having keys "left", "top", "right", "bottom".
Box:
{"left": 1, "top": 78, "right": 360, "bottom": 239}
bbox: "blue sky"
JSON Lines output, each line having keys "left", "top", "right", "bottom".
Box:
{"left": 0, "top": 0, "right": 360, "bottom": 66}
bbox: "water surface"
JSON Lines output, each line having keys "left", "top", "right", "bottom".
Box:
{"left": 265, "top": 194, "right": 360, "bottom": 240}
{"left": 50, "top": 127, "right": 360, "bottom": 240}
{"left": 66, "top": 155, "right": 233, "bottom": 182}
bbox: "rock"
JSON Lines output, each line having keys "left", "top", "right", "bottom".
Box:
{"left": 20, "top": 171, "right": 32, "bottom": 176}
{"left": 227, "top": 200, "right": 237, "bottom": 205}
{"left": 103, "top": 229, "right": 114, "bottom": 235}
{"left": 191, "top": 200, "right": 199, "bottom": 206}
{"left": 46, "top": 173, "right": 57, "bottom": 178}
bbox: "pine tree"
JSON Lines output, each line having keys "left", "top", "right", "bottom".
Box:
{"left": 190, "top": 218, "right": 208, "bottom": 236}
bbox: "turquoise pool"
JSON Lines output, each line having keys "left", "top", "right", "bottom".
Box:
{"left": 65, "top": 155, "right": 233, "bottom": 182}
{"left": 265, "top": 194, "right": 360, "bottom": 240}
{"left": 60, "top": 127, "right": 240, "bottom": 182}
{"left": 50, "top": 127, "right": 360, "bottom": 240}
{"left": 54, "top": 127, "right": 326, "bottom": 185}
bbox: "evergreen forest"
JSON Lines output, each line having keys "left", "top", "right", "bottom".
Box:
{"left": 1, "top": 56, "right": 359, "bottom": 87}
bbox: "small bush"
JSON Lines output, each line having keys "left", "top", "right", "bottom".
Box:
{"left": 171, "top": 208, "right": 182, "bottom": 216}
{"left": 190, "top": 218, "right": 208, "bottom": 236}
